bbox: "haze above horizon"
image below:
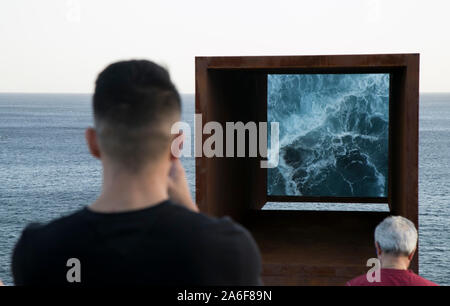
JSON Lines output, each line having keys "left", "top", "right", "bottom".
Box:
{"left": 1, "top": 0, "right": 450, "bottom": 93}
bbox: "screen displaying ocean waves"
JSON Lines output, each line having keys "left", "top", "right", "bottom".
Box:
{"left": 267, "top": 74, "right": 389, "bottom": 198}
{"left": 0, "top": 93, "right": 449, "bottom": 285}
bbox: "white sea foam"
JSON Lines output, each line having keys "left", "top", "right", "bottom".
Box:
{"left": 267, "top": 73, "right": 389, "bottom": 197}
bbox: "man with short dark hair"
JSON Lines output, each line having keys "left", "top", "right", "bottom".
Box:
{"left": 12, "top": 60, "right": 262, "bottom": 286}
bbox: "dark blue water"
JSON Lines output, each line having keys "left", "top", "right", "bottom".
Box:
{"left": 0, "top": 93, "right": 449, "bottom": 285}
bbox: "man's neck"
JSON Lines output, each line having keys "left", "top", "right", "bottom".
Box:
{"left": 90, "top": 164, "right": 169, "bottom": 213}
{"left": 380, "top": 254, "right": 410, "bottom": 270}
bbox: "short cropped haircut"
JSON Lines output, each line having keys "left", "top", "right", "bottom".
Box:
{"left": 374, "top": 216, "right": 418, "bottom": 256}
{"left": 93, "top": 60, "right": 181, "bottom": 171}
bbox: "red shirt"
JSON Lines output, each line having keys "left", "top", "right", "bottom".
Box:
{"left": 346, "top": 268, "right": 438, "bottom": 286}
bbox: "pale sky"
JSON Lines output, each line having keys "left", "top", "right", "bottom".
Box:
{"left": 1, "top": 0, "right": 449, "bottom": 93}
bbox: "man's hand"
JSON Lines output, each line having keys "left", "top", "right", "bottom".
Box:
{"left": 168, "top": 159, "right": 198, "bottom": 212}
{"left": 0, "top": 279, "right": 4, "bottom": 286}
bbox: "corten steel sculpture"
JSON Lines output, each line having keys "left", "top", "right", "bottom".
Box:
{"left": 195, "top": 54, "right": 419, "bottom": 285}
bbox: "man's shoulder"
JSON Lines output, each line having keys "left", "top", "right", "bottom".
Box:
{"left": 19, "top": 202, "right": 256, "bottom": 252}
{"left": 346, "top": 274, "right": 371, "bottom": 286}
{"left": 17, "top": 208, "right": 89, "bottom": 253}
{"left": 346, "top": 269, "right": 439, "bottom": 286}
{"left": 22, "top": 202, "right": 247, "bottom": 240}
{"left": 409, "top": 271, "right": 439, "bottom": 286}
{"left": 165, "top": 203, "right": 259, "bottom": 256}
{"left": 166, "top": 202, "right": 252, "bottom": 239}
{"left": 21, "top": 209, "right": 87, "bottom": 237}
{"left": 12, "top": 208, "right": 89, "bottom": 281}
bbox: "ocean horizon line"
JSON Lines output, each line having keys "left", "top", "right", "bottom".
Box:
{"left": 0, "top": 92, "right": 449, "bottom": 95}
{"left": 0, "top": 92, "right": 196, "bottom": 96}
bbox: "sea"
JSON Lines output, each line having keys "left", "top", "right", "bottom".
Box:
{"left": 267, "top": 73, "right": 390, "bottom": 197}
{"left": 0, "top": 93, "right": 449, "bottom": 285}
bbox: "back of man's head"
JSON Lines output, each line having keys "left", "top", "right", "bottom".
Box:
{"left": 374, "top": 216, "right": 418, "bottom": 257}
{"left": 93, "top": 60, "right": 181, "bottom": 171}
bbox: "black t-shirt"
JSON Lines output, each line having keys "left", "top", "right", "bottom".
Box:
{"left": 12, "top": 200, "right": 262, "bottom": 286}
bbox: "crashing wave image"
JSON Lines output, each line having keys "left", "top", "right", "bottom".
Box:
{"left": 267, "top": 73, "right": 390, "bottom": 197}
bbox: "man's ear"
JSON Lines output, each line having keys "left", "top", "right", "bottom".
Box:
{"left": 408, "top": 248, "right": 416, "bottom": 261}
{"left": 170, "top": 131, "right": 184, "bottom": 161}
{"left": 85, "top": 127, "right": 101, "bottom": 159}
{"left": 375, "top": 242, "right": 382, "bottom": 257}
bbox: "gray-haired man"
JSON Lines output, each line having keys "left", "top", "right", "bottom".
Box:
{"left": 347, "top": 216, "right": 437, "bottom": 286}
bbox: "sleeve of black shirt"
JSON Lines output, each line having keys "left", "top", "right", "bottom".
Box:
{"left": 214, "top": 218, "right": 263, "bottom": 286}
{"left": 12, "top": 224, "right": 39, "bottom": 286}
{"left": 234, "top": 225, "right": 264, "bottom": 286}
